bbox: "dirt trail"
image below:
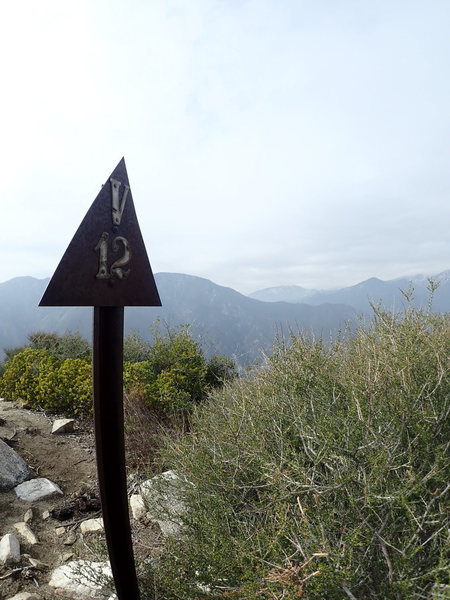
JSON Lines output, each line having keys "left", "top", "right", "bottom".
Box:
{"left": 0, "top": 399, "right": 100, "bottom": 599}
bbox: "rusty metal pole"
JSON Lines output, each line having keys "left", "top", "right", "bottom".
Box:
{"left": 93, "top": 306, "right": 140, "bottom": 600}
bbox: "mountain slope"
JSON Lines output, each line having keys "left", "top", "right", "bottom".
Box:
{"left": 0, "top": 274, "right": 356, "bottom": 365}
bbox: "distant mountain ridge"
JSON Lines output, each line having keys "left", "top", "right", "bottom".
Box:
{"left": 2, "top": 270, "right": 447, "bottom": 366}
{"left": 249, "top": 271, "right": 450, "bottom": 314}
{"left": 0, "top": 273, "right": 356, "bottom": 365}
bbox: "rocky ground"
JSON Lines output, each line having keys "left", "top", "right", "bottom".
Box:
{"left": 0, "top": 399, "right": 159, "bottom": 600}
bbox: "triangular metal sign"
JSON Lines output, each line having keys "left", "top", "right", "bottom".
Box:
{"left": 40, "top": 158, "right": 161, "bottom": 307}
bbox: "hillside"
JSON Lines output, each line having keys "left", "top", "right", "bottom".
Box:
{"left": 0, "top": 274, "right": 356, "bottom": 365}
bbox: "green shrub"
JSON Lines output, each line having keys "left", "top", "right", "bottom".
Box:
{"left": 124, "top": 332, "right": 151, "bottom": 362}
{"left": 0, "top": 348, "right": 58, "bottom": 406}
{"left": 205, "top": 354, "right": 238, "bottom": 388}
{"left": 27, "top": 331, "right": 91, "bottom": 360}
{"left": 124, "top": 326, "right": 235, "bottom": 416}
{"left": 0, "top": 348, "right": 92, "bottom": 417}
{"left": 146, "top": 306, "right": 450, "bottom": 599}
{"left": 124, "top": 360, "right": 156, "bottom": 400}
{"left": 38, "top": 358, "right": 93, "bottom": 417}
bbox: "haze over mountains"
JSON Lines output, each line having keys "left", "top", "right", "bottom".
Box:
{"left": 250, "top": 271, "right": 450, "bottom": 314}
{"left": 0, "top": 270, "right": 448, "bottom": 365}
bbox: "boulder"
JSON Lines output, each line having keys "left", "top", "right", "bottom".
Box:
{"left": 13, "top": 522, "right": 39, "bottom": 545}
{"left": 0, "top": 438, "right": 32, "bottom": 491}
{"left": 140, "top": 470, "right": 187, "bottom": 537}
{"left": 0, "top": 532, "right": 20, "bottom": 565}
{"left": 80, "top": 517, "right": 104, "bottom": 535}
{"left": 51, "top": 419, "right": 75, "bottom": 434}
{"left": 14, "top": 478, "right": 63, "bottom": 502}
{"left": 48, "top": 560, "right": 113, "bottom": 598}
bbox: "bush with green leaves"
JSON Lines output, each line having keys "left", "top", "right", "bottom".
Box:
{"left": 124, "top": 326, "right": 236, "bottom": 415}
{"left": 0, "top": 348, "right": 92, "bottom": 417}
{"left": 124, "top": 332, "right": 151, "bottom": 363}
{"left": 0, "top": 348, "right": 58, "bottom": 407}
{"left": 27, "top": 331, "right": 91, "bottom": 360}
{"left": 145, "top": 306, "right": 449, "bottom": 599}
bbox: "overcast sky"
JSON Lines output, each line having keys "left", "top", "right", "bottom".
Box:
{"left": 1, "top": 0, "right": 450, "bottom": 294}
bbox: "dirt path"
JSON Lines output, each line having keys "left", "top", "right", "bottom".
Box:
{"left": 0, "top": 399, "right": 100, "bottom": 599}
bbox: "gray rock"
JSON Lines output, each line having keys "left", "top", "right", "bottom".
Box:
{"left": 0, "top": 532, "right": 20, "bottom": 565}
{"left": 0, "top": 438, "right": 32, "bottom": 491}
{"left": 51, "top": 418, "right": 75, "bottom": 434}
{"left": 140, "top": 470, "right": 187, "bottom": 537}
{"left": 14, "top": 478, "right": 63, "bottom": 502}
{"left": 48, "top": 560, "right": 113, "bottom": 598}
{"left": 80, "top": 517, "right": 104, "bottom": 535}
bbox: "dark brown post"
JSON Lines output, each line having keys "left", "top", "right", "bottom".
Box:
{"left": 93, "top": 306, "right": 140, "bottom": 599}
{"left": 39, "top": 158, "right": 161, "bottom": 600}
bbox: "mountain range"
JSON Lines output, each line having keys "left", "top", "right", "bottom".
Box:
{"left": 0, "top": 270, "right": 447, "bottom": 365}
{"left": 250, "top": 271, "right": 450, "bottom": 313}
{"left": 0, "top": 274, "right": 355, "bottom": 365}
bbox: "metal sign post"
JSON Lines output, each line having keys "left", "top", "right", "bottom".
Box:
{"left": 40, "top": 158, "right": 161, "bottom": 599}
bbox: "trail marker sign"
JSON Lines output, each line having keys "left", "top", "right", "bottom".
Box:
{"left": 40, "top": 157, "right": 160, "bottom": 307}
{"left": 40, "top": 158, "right": 161, "bottom": 600}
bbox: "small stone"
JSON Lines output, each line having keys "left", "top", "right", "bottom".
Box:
{"left": 7, "top": 592, "right": 41, "bottom": 600}
{"left": 42, "top": 509, "right": 50, "bottom": 520}
{"left": 13, "top": 522, "right": 39, "bottom": 545}
{"left": 130, "top": 493, "right": 146, "bottom": 521}
{"left": 24, "top": 508, "right": 33, "bottom": 523}
{"left": 25, "top": 555, "right": 49, "bottom": 569}
{"left": 15, "top": 477, "right": 63, "bottom": 502}
{"left": 51, "top": 419, "right": 75, "bottom": 435}
{"left": 62, "top": 552, "right": 74, "bottom": 562}
{"left": 80, "top": 517, "right": 104, "bottom": 535}
{"left": 55, "top": 526, "right": 66, "bottom": 537}
{"left": 0, "top": 532, "right": 20, "bottom": 565}
{"left": 64, "top": 531, "right": 77, "bottom": 545}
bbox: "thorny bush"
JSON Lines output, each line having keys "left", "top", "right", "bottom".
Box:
{"left": 143, "top": 305, "right": 449, "bottom": 599}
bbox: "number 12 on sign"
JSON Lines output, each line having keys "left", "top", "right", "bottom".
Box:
{"left": 95, "top": 233, "right": 131, "bottom": 280}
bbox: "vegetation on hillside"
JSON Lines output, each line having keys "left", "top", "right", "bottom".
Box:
{"left": 0, "top": 326, "right": 236, "bottom": 419}
{"left": 0, "top": 306, "right": 448, "bottom": 598}
{"left": 141, "top": 305, "right": 450, "bottom": 599}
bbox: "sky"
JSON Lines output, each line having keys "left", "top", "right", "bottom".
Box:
{"left": 1, "top": 0, "right": 450, "bottom": 294}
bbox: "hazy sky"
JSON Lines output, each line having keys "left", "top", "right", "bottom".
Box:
{"left": 2, "top": 0, "right": 450, "bottom": 294}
